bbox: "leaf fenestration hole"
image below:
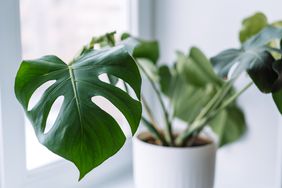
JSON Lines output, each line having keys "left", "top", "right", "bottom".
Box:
{"left": 98, "top": 73, "right": 110, "bottom": 84}
{"left": 228, "top": 62, "right": 239, "bottom": 79}
{"left": 45, "top": 96, "right": 64, "bottom": 134}
{"left": 28, "top": 80, "right": 56, "bottom": 111}
{"left": 116, "top": 80, "right": 138, "bottom": 101}
{"left": 98, "top": 73, "right": 138, "bottom": 101}
{"left": 91, "top": 96, "right": 131, "bottom": 137}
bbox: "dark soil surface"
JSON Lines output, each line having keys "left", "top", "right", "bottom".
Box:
{"left": 138, "top": 132, "right": 212, "bottom": 148}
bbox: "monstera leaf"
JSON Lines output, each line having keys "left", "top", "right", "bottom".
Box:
{"left": 15, "top": 45, "right": 142, "bottom": 179}
{"left": 212, "top": 26, "right": 282, "bottom": 81}
{"left": 211, "top": 26, "right": 282, "bottom": 113}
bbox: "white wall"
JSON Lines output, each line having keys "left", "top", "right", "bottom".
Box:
{"left": 154, "top": 0, "right": 282, "bottom": 187}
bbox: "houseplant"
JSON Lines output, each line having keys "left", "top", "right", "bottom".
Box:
{"left": 14, "top": 31, "right": 245, "bottom": 187}
{"left": 127, "top": 36, "right": 247, "bottom": 188}
{"left": 133, "top": 12, "right": 282, "bottom": 188}
{"left": 14, "top": 12, "right": 282, "bottom": 188}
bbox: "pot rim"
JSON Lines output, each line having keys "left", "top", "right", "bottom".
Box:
{"left": 134, "top": 132, "right": 217, "bottom": 151}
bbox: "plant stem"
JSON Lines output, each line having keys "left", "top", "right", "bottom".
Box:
{"left": 138, "top": 63, "right": 174, "bottom": 146}
{"left": 123, "top": 79, "right": 168, "bottom": 145}
{"left": 193, "top": 82, "right": 233, "bottom": 123}
{"left": 142, "top": 96, "right": 160, "bottom": 131}
{"left": 186, "top": 130, "right": 200, "bottom": 147}
{"left": 182, "top": 82, "right": 233, "bottom": 138}
{"left": 141, "top": 117, "right": 168, "bottom": 146}
{"left": 175, "top": 80, "right": 252, "bottom": 146}
{"left": 207, "top": 81, "right": 253, "bottom": 120}
{"left": 175, "top": 118, "right": 207, "bottom": 146}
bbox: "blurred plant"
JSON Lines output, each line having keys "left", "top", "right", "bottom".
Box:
{"left": 212, "top": 12, "right": 282, "bottom": 113}
{"left": 115, "top": 33, "right": 247, "bottom": 147}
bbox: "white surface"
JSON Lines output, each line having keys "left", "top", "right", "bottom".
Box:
{"left": 24, "top": 141, "right": 133, "bottom": 188}
{"left": 133, "top": 137, "right": 217, "bottom": 188}
{"left": 153, "top": 0, "right": 282, "bottom": 187}
{"left": 87, "top": 166, "right": 134, "bottom": 188}
{"left": 0, "top": 0, "right": 27, "bottom": 188}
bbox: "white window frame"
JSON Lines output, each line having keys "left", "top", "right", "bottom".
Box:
{"left": 0, "top": 0, "right": 154, "bottom": 188}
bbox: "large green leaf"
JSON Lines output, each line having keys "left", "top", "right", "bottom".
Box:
{"left": 15, "top": 45, "right": 142, "bottom": 179}
{"left": 172, "top": 84, "right": 218, "bottom": 124}
{"left": 210, "top": 106, "right": 246, "bottom": 146}
{"left": 170, "top": 48, "right": 224, "bottom": 123}
{"left": 212, "top": 48, "right": 277, "bottom": 92}
{"left": 176, "top": 47, "right": 223, "bottom": 87}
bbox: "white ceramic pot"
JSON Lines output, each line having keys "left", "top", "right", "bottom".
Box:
{"left": 133, "top": 135, "right": 217, "bottom": 188}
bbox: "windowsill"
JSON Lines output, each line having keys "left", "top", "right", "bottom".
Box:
{"left": 25, "top": 141, "right": 133, "bottom": 188}
{"left": 90, "top": 166, "right": 133, "bottom": 188}
{"left": 95, "top": 172, "right": 276, "bottom": 188}
{"left": 25, "top": 139, "right": 278, "bottom": 188}
{"left": 86, "top": 167, "right": 276, "bottom": 188}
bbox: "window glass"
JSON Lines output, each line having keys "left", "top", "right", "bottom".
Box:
{"left": 20, "top": 0, "right": 129, "bottom": 170}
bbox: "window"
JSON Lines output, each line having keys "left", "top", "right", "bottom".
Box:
{"left": 0, "top": 0, "right": 147, "bottom": 188}
{"left": 20, "top": 0, "right": 130, "bottom": 170}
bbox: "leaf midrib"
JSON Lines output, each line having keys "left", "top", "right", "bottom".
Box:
{"left": 68, "top": 66, "right": 84, "bottom": 156}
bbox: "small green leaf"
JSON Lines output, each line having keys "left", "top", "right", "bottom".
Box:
{"left": 121, "top": 33, "right": 131, "bottom": 40}
{"left": 239, "top": 12, "right": 268, "bottom": 43}
{"left": 121, "top": 37, "right": 160, "bottom": 64}
{"left": 133, "top": 40, "right": 159, "bottom": 64}
{"left": 159, "top": 65, "right": 173, "bottom": 95}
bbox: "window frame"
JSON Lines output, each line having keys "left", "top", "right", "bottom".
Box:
{"left": 0, "top": 0, "right": 154, "bottom": 188}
